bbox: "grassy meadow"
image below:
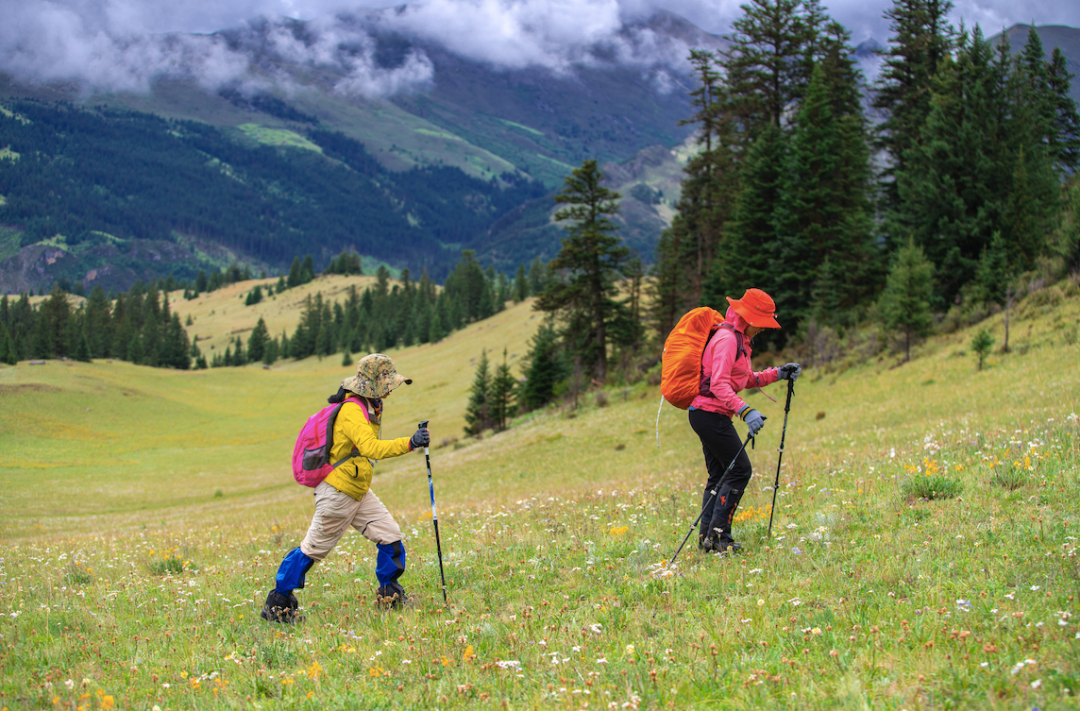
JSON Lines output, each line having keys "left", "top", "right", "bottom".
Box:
{"left": 0, "top": 280, "right": 1078, "bottom": 709}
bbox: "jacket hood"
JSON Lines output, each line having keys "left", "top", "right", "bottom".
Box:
{"left": 725, "top": 306, "right": 749, "bottom": 333}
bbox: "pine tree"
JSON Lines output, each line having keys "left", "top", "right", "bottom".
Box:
{"left": 248, "top": 317, "right": 269, "bottom": 362}
{"left": 666, "top": 49, "right": 739, "bottom": 306}
{"left": 301, "top": 255, "right": 316, "bottom": 284}
{"left": 773, "top": 59, "right": 876, "bottom": 329}
{"left": 513, "top": 263, "right": 529, "bottom": 302}
{"left": 464, "top": 349, "right": 492, "bottom": 437}
{"left": 0, "top": 321, "right": 16, "bottom": 365}
{"left": 891, "top": 33, "right": 1000, "bottom": 304}
{"left": 536, "top": 159, "right": 628, "bottom": 383}
{"left": 84, "top": 285, "right": 112, "bottom": 358}
{"left": 489, "top": 349, "right": 518, "bottom": 432}
{"left": 528, "top": 256, "right": 547, "bottom": 296}
{"left": 878, "top": 237, "right": 935, "bottom": 362}
{"left": 872, "top": 0, "right": 956, "bottom": 223}
{"left": 703, "top": 124, "right": 788, "bottom": 309}
{"left": 287, "top": 258, "right": 302, "bottom": 289}
{"left": 40, "top": 285, "right": 72, "bottom": 358}
{"left": 721, "top": 0, "right": 824, "bottom": 138}
{"left": 1046, "top": 47, "right": 1080, "bottom": 171}
{"left": 518, "top": 321, "right": 565, "bottom": 411}
{"left": 263, "top": 337, "right": 279, "bottom": 366}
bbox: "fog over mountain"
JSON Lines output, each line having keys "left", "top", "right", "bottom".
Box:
{"left": 1, "top": 0, "right": 711, "bottom": 98}
{"left": 4, "top": 0, "right": 1078, "bottom": 98}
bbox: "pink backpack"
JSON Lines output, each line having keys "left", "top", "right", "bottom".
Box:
{"left": 291, "top": 397, "right": 370, "bottom": 487}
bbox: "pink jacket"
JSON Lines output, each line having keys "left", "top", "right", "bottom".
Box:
{"left": 689, "top": 306, "right": 779, "bottom": 417}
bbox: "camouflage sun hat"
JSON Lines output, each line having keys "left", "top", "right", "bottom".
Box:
{"left": 341, "top": 353, "right": 412, "bottom": 399}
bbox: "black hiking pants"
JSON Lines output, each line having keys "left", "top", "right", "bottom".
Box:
{"left": 688, "top": 408, "right": 752, "bottom": 545}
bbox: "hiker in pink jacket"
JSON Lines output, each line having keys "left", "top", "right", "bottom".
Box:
{"left": 689, "top": 288, "right": 800, "bottom": 554}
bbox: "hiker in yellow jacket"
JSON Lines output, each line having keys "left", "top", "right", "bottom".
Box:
{"left": 263, "top": 354, "right": 429, "bottom": 622}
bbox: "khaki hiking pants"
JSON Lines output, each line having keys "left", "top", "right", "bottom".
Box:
{"left": 299, "top": 481, "right": 402, "bottom": 561}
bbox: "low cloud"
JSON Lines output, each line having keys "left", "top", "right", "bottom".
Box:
{"left": 0, "top": 0, "right": 709, "bottom": 98}
{"left": 2, "top": 0, "right": 1076, "bottom": 99}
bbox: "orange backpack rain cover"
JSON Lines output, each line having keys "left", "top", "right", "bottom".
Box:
{"left": 660, "top": 307, "right": 724, "bottom": 409}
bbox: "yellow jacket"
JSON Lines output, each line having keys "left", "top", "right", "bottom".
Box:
{"left": 323, "top": 398, "right": 412, "bottom": 500}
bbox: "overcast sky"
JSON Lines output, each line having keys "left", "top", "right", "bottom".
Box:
{"left": 2, "top": 0, "right": 1077, "bottom": 97}
{"left": 35, "top": 0, "right": 1078, "bottom": 43}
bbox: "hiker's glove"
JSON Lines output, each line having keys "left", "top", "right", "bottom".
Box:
{"left": 740, "top": 407, "right": 766, "bottom": 437}
{"left": 410, "top": 426, "right": 430, "bottom": 451}
{"left": 777, "top": 363, "right": 801, "bottom": 383}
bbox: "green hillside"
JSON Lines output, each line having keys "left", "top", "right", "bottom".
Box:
{"left": 0, "top": 279, "right": 1078, "bottom": 708}
{"left": 0, "top": 100, "right": 544, "bottom": 291}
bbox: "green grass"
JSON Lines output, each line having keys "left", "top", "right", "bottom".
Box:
{"left": 236, "top": 123, "right": 323, "bottom": 152}
{"left": 0, "top": 286, "right": 1078, "bottom": 708}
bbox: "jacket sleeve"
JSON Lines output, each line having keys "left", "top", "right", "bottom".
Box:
{"left": 338, "top": 406, "right": 412, "bottom": 460}
{"left": 706, "top": 330, "right": 749, "bottom": 415}
{"left": 748, "top": 366, "right": 780, "bottom": 390}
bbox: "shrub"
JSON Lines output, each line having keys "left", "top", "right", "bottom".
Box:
{"left": 991, "top": 468, "right": 1026, "bottom": 490}
{"left": 902, "top": 475, "right": 962, "bottom": 501}
{"left": 971, "top": 329, "right": 994, "bottom": 371}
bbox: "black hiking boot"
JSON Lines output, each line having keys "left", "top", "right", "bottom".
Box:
{"left": 715, "top": 537, "right": 743, "bottom": 556}
{"left": 376, "top": 581, "right": 411, "bottom": 610}
{"left": 261, "top": 590, "right": 304, "bottom": 623}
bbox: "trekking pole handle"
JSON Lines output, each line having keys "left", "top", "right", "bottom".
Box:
{"left": 418, "top": 420, "right": 431, "bottom": 453}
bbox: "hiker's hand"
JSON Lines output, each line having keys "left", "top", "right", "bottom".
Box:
{"left": 778, "top": 363, "right": 801, "bottom": 383}
{"left": 742, "top": 408, "right": 766, "bottom": 437}
{"left": 410, "top": 426, "right": 430, "bottom": 450}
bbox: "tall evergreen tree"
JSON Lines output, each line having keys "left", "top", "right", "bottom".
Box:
{"left": 536, "top": 159, "right": 628, "bottom": 383}
{"left": 1046, "top": 46, "right": 1080, "bottom": 171}
{"left": 702, "top": 124, "right": 788, "bottom": 309}
{"left": 513, "top": 262, "right": 529, "bottom": 302}
{"left": 773, "top": 59, "right": 877, "bottom": 329}
{"left": 872, "top": 0, "right": 956, "bottom": 225}
{"left": 721, "top": 0, "right": 821, "bottom": 138}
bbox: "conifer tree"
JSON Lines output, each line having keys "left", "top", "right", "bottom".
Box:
{"left": 702, "top": 124, "right": 788, "bottom": 308}
{"left": 872, "top": 0, "right": 956, "bottom": 224}
{"left": 489, "top": 349, "right": 518, "bottom": 432}
{"left": 878, "top": 237, "right": 934, "bottom": 362}
{"left": 773, "top": 59, "right": 877, "bottom": 328}
{"left": 84, "top": 285, "right": 112, "bottom": 358}
{"left": 287, "top": 258, "right": 302, "bottom": 289}
{"left": 518, "top": 321, "right": 565, "bottom": 411}
{"left": 464, "top": 349, "right": 492, "bottom": 437}
{"left": 0, "top": 321, "right": 16, "bottom": 365}
{"left": 536, "top": 159, "right": 628, "bottom": 383}
{"left": 721, "top": 0, "right": 820, "bottom": 138}
{"left": 1047, "top": 47, "right": 1080, "bottom": 171}
{"left": 513, "top": 263, "right": 529, "bottom": 302}
{"left": 248, "top": 317, "right": 270, "bottom": 362}
{"left": 891, "top": 32, "right": 1001, "bottom": 303}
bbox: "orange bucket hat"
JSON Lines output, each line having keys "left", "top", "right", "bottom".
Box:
{"left": 726, "top": 288, "right": 780, "bottom": 328}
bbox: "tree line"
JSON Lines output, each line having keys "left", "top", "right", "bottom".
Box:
{"left": 0, "top": 283, "right": 196, "bottom": 369}
{"left": 207, "top": 250, "right": 556, "bottom": 370}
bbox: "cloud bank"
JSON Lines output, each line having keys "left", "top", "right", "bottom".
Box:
{"left": 0, "top": 0, "right": 709, "bottom": 98}
{"left": 1, "top": 0, "right": 1077, "bottom": 99}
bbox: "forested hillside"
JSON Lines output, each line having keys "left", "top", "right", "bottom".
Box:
{"left": 0, "top": 100, "right": 543, "bottom": 291}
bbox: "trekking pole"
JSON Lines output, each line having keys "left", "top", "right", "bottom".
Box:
{"left": 662, "top": 431, "right": 757, "bottom": 570}
{"left": 419, "top": 420, "right": 448, "bottom": 604}
{"left": 767, "top": 379, "right": 795, "bottom": 538}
